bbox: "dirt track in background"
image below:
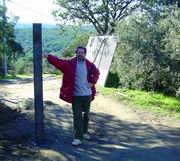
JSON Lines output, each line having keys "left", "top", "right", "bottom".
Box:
{"left": 0, "top": 76, "right": 180, "bottom": 161}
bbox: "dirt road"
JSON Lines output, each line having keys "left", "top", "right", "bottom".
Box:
{"left": 0, "top": 76, "right": 180, "bottom": 161}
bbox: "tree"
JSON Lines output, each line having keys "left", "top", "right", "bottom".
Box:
{"left": 62, "top": 31, "right": 91, "bottom": 57}
{"left": 144, "top": 0, "right": 180, "bottom": 7}
{"left": 111, "top": 5, "right": 180, "bottom": 96}
{"left": 53, "top": 0, "right": 141, "bottom": 35}
{"left": 0, "top": 1, "right": 23, "bottom": 77}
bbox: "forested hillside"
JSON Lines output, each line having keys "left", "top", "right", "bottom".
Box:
{"left": 13, "top": 24, "right": 95, "bottom": 74}
{"left": 15, "top": 24, "right": 72, "bottom": 55}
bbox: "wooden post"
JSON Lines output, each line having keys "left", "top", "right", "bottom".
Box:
{"left": 33, "top": 23, "right": 44, "bottom": 145}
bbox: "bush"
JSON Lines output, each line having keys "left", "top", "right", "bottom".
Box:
{"left": 105, "top": 72, "right": 120, "bottom": 88}
{"left": 111, "top": 8, "right": 180, "bottom": 96}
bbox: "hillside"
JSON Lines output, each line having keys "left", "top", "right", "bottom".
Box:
{"left": 14, "top": 24, "right": 95, "bottom": 55}
{"left": 14, "top": 24, "right": 70, "bottom": 55}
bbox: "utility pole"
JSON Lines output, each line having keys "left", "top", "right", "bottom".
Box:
{"left": 2, "top": 0, "right": 7, "bottom": 78}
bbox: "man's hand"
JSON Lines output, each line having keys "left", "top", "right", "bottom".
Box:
{"left": 42, "top": 53, "right": 49, "bottom": 58}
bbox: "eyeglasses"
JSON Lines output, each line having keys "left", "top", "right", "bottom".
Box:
{"left": 77, "top": 52, "right": 85, "bottom": 54}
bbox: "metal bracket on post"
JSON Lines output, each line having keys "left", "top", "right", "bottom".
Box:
{"left": 33, "top": 23, "right": 44, "bottom": 145}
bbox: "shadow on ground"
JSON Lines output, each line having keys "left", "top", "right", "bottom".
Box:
{"left": 0, "top": 100, "right": 180, "bottom": 161}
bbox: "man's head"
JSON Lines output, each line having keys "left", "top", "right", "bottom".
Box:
{"left": 76, "top": 46, "right": 87, "bottom": 61}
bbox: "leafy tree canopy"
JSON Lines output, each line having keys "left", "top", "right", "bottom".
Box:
{"left": 53, "top": 0, "right": 142, "bottom": 35}
{"left": 111, "top": 5, "right": 180, "bottom": 96}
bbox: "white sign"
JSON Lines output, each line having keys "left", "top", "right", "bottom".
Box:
{"left": 86, "top": 35, "right": 117, "bottom": 86}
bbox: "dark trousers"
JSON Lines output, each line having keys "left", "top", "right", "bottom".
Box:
{"left": 72, "top": 95, "right": 91, "bottom": 140}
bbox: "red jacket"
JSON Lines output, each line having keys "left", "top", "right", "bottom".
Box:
{"left": 47, "top": 55, "right": 100, "bottom": 103}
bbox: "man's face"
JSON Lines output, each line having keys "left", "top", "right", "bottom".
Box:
{"left": 76, "top": 48, "right": 86, "bottom": 61}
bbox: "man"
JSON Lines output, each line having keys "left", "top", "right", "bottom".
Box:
{"left": 43, "top": 46, "right": 100, "bottom": 146}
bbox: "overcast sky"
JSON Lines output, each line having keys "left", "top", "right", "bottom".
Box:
{"left": 6, "top": 0, "right": 57, "bottom": 24}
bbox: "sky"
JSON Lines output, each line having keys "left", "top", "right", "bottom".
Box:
{"left": 6, "top": 0, "right": 57, "bottom": 24}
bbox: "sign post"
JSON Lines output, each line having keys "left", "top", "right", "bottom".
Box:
{"left": 33, "top": 23, "right": 44, "bottom": 145}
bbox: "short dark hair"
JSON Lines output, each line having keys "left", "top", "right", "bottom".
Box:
{"left": 76, "top": 46, "right": 87, "bottom": 54}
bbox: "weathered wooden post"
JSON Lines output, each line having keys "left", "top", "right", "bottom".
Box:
{"left": 33, "top": 23, "right": 44, "bottom": 145}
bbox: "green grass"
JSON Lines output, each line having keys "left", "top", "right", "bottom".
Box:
{"left": 0, "top": 74, "right": 33, "bottom": 79}
{"left": 0, "top": 73, "right": 61, "bottom": 80}
{"left": 0, "top": 74, "right": 18, "bottom": 79}
{"left": 97, "top": 86, "right": 180, "bottom": 118}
